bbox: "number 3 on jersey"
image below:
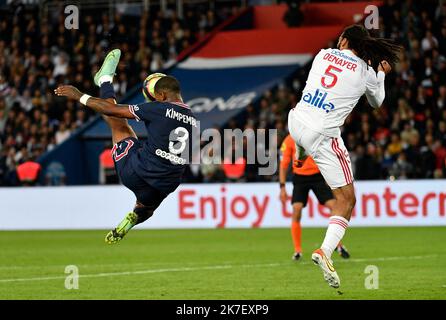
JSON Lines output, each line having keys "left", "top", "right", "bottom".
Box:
{"left": 321, "top": 65, "right": 343, "bottom": 88}
{"left": 169, "top": 127, "right": 189, "bottom": 155}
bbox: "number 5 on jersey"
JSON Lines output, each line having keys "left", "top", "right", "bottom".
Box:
{"left": 321, "top": 65, "right": 343, "bottom": 88}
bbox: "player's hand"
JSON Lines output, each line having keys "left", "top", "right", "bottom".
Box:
{"left": 378, "top": 60, "right": 391, "bottom": 74}
{"left": 280, "top": 187, "right": 288, "bottom": 203}
{"left": 54, "top": 85, "right": 83, "bottom": 100}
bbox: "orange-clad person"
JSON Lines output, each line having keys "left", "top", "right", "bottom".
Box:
{"left": 279, "top": 134, "right": 350, "bottom": 261}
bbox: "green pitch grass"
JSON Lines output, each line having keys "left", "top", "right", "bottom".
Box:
{"left": 0, "top": 227, "right": 445, "bottom": 300}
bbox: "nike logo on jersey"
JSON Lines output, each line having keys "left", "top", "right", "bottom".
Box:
{"left": 302, "top": 89, "right": 335, "bottom": 113}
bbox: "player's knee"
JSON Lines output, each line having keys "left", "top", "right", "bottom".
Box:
{"left": 292, "top": 212, "right": 302, "bottom": 222}
{"left": 292, "top": 204, "right": 303, "bottom": 221}
{"left": 134, "top": 205, "right": 154, "bottom": 224}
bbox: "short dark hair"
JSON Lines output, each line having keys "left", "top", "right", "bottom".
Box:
{"left": 154, "top": 75, "right": 181, "bottom": 95}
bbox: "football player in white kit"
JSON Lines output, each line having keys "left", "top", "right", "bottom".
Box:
{"left": 288, "top": 25, "right": 401, "bottom": 288}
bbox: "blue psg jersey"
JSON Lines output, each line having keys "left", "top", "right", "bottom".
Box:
{"left": 128, "top": 101, "right": 197, "bottom": 193}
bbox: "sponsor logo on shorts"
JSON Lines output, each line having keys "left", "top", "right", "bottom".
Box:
{"left": 155, "top": 149, "right": 186, "bottom": 165}
{"left": 302, "top": 89, "right": 335, "bottom": 113}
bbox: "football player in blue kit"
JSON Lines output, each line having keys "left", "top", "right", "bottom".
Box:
{"left": 54, "top": 49, "right": 196, "bottom": 244}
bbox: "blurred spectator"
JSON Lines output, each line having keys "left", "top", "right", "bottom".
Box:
{"left": 45, "top": 161, "right": 66, "bottom": 186}
{"left": 387, "top": 132, "right": 403, "bottom": 158}
{"left": 354, "top": 144, "right": 382, "bottom": 180}
{"left": 55, "top": 123, "right": 71, "bottom": 144}
{"left": 390, "top": 153, "right": 414, "bottom": 179}
{"left": 421, "top": 30, "right": 438, "bottom": 52}
{"left": 283, "top": 0, "right": 303, "bottom": 28}
{"left": 433, "top": 139, "right": 446, "bottom": 171}
{"left": 201, "top": 148, "right": 223, "bottom": 182}
{"left": 420, "top": 134, "right": 437, "bottom": 178}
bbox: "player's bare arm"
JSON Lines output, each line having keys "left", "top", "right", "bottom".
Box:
{"left": 279, "top": 166, "right": 288, "bottom": 203}
{"left": 54, "top": 85, "right": 134, "bottom": 119}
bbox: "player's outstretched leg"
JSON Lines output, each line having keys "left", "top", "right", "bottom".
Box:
{"left": 94, "top": 48, "right": 121, "bottom": 87}
{"left": 93, "top": 49, "right": 141, "bottom": 244}
{"left": 94, "top": 49, "right": 137, "bottom": 144}
{"left": 105, "top": 202, "right": 154, "bottom": 244}
{"left": 105, "top": 212, "right": 138, "bottom": 244}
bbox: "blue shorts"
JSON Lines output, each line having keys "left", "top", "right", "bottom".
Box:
{"left": 112, "top": 137, "right": 167, "bottom": 209}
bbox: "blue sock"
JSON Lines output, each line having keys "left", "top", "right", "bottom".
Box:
{"left": 100, "top": 82, "right": 116, "bottom": 100}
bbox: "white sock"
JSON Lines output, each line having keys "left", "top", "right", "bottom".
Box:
{"left": 321, "top": 216, "right": 349, "bottom": 258}
{"left": 99, "top": 75, "right": 113, "bottom": 86}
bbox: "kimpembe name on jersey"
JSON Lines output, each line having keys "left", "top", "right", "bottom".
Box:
{"left": 166, "top": 107, "right": 198, "bottom": 127}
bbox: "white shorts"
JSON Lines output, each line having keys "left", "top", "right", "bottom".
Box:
{"left": 288, "top": 111, "right": 354, "bottom": 189}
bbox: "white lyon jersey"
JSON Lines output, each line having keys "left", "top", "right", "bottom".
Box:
{"left": 292, "top": 48, "right": 385, "bottom": 137}
{"left": 288, "top": 48, "right": 386, "bottom": 188}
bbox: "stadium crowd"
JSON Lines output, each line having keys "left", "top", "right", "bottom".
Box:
{"left": 188, "top": 0, "right": 446, "bottom": 183}
{"left": 0, "top": 2, "right": 237, "bottom": 185}
{"left": 1, "top": 1, "right": 445, "bottom": 186}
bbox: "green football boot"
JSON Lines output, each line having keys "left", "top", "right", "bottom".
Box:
{"left": 105, "top": 212, "right": 138, "bottom": 244}
{"left": 93, "top": 48, "right": 121, "bottom": 87}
